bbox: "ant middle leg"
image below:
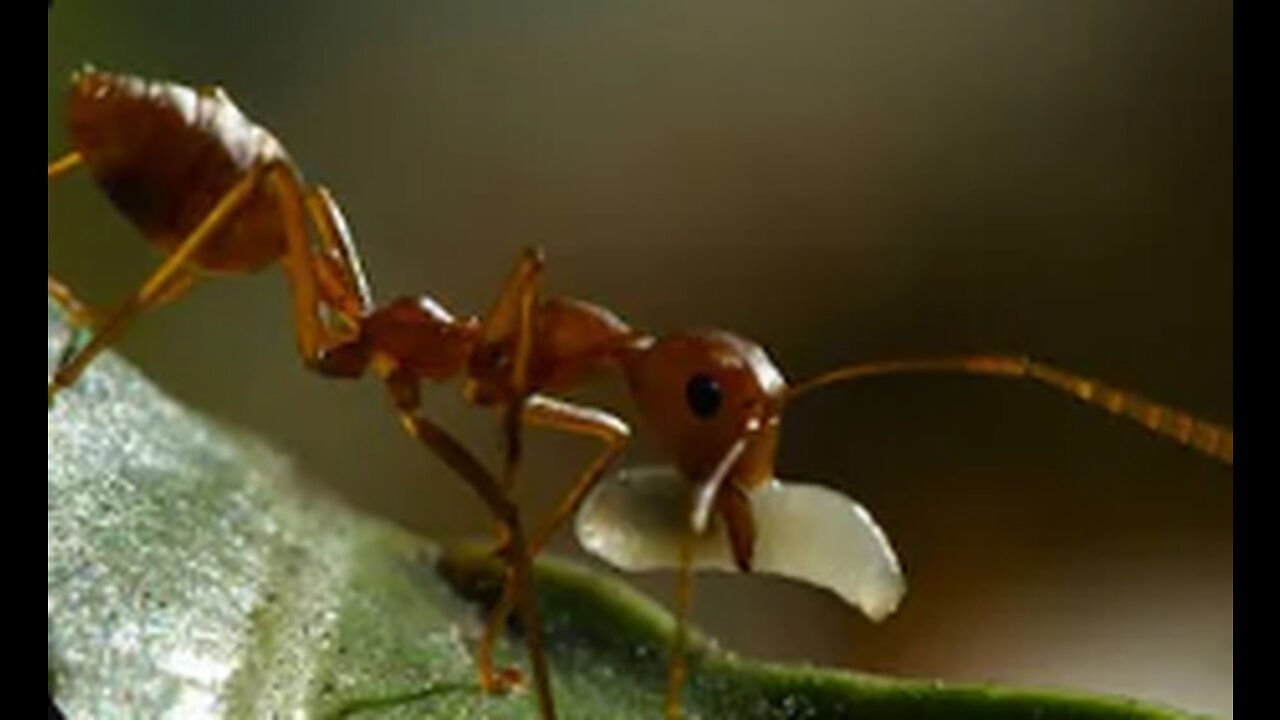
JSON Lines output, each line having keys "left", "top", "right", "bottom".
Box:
{"left": 472, "top": 247, "right": 545, "bottom": 489}
{"left": 393, "top": 402, "right": 556, "bottom": 720}
{"left": 456, "top": 249, "right": 546, "bottom": 563}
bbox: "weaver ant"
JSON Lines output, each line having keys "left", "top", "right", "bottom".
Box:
{"left": 48, "top": 69, "right": 1234, "bottom": 720}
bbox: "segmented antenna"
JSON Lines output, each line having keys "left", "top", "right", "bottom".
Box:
{"left": 787, "top": 355, "right": 1233, "bottom": 466}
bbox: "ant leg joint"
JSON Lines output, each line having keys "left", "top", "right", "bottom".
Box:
{"left": 522, "top": 246, "right": 547, "bottom": 267}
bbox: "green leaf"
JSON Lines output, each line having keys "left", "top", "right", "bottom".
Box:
{"left": 47, "top": 303, "right": 1207, "bottom": 720}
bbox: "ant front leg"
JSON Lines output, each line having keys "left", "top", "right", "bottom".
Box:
{"left": 523, "top": 395, "right": 631, "bottom": 554}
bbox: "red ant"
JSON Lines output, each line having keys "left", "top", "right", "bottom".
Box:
{"left": 48, "top": 68, "right": 1233, "bottom": 720}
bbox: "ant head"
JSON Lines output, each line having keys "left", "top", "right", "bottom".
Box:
{"left": 586, "top": 331, "right": 909, "bottom": 622}
{"left": 621, "top": 330, "right": 787, "bottom": 495}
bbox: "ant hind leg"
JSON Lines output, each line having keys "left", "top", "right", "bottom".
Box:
{"left": 48, "top": 172, "right": 258, "bottom": 404}
{"left": 305, "top": 186, "right": 374, "bottom": 322}
{"left": 48, "top": 152, "right": 82, "bottom": 183}
{"left": 48, "top": 275, "right": 94, "bottom": 328}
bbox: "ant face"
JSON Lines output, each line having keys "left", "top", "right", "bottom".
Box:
{"left": 621, "top": 330, "right": 786, "bottom": 492}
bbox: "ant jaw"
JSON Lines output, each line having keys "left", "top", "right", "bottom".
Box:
{"left": 576, "top": 466, "right": 906, "bottom": 621}
{"left": 689, "top": 436, "right": 749, "bottom": 535}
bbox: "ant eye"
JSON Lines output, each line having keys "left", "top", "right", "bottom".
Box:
{"left": 685, "top": 373, "right": 722, "bottom": 419}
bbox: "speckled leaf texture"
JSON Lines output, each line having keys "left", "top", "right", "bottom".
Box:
{"left": 47, "top": 303, "right": 1208, "bottom": 720}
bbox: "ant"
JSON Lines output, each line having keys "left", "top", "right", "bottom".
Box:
{"left": 48, "top": 68, "right": 1234, "bottom": 720}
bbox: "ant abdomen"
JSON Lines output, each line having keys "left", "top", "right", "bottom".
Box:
{"left": 65, "top": 68, "right": 291, "bottom": 273}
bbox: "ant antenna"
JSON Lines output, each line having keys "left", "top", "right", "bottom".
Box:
{"left": 787, "top": 355, "right": 1233, "bottom": 466}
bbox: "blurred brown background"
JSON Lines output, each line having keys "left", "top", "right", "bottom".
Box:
{"left": 48, "top": 2, "right": 1232, "bottom": 716}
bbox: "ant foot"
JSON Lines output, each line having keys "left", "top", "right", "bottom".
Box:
{"left": 489, "top": 536, "right": 518, "bottom": 564}
{"left": 480, "top": 666, "right": 525, "bottom": 695}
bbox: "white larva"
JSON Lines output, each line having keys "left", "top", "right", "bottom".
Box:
{"left": 575, "top": 466, "right": 905, "bottom": 622}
